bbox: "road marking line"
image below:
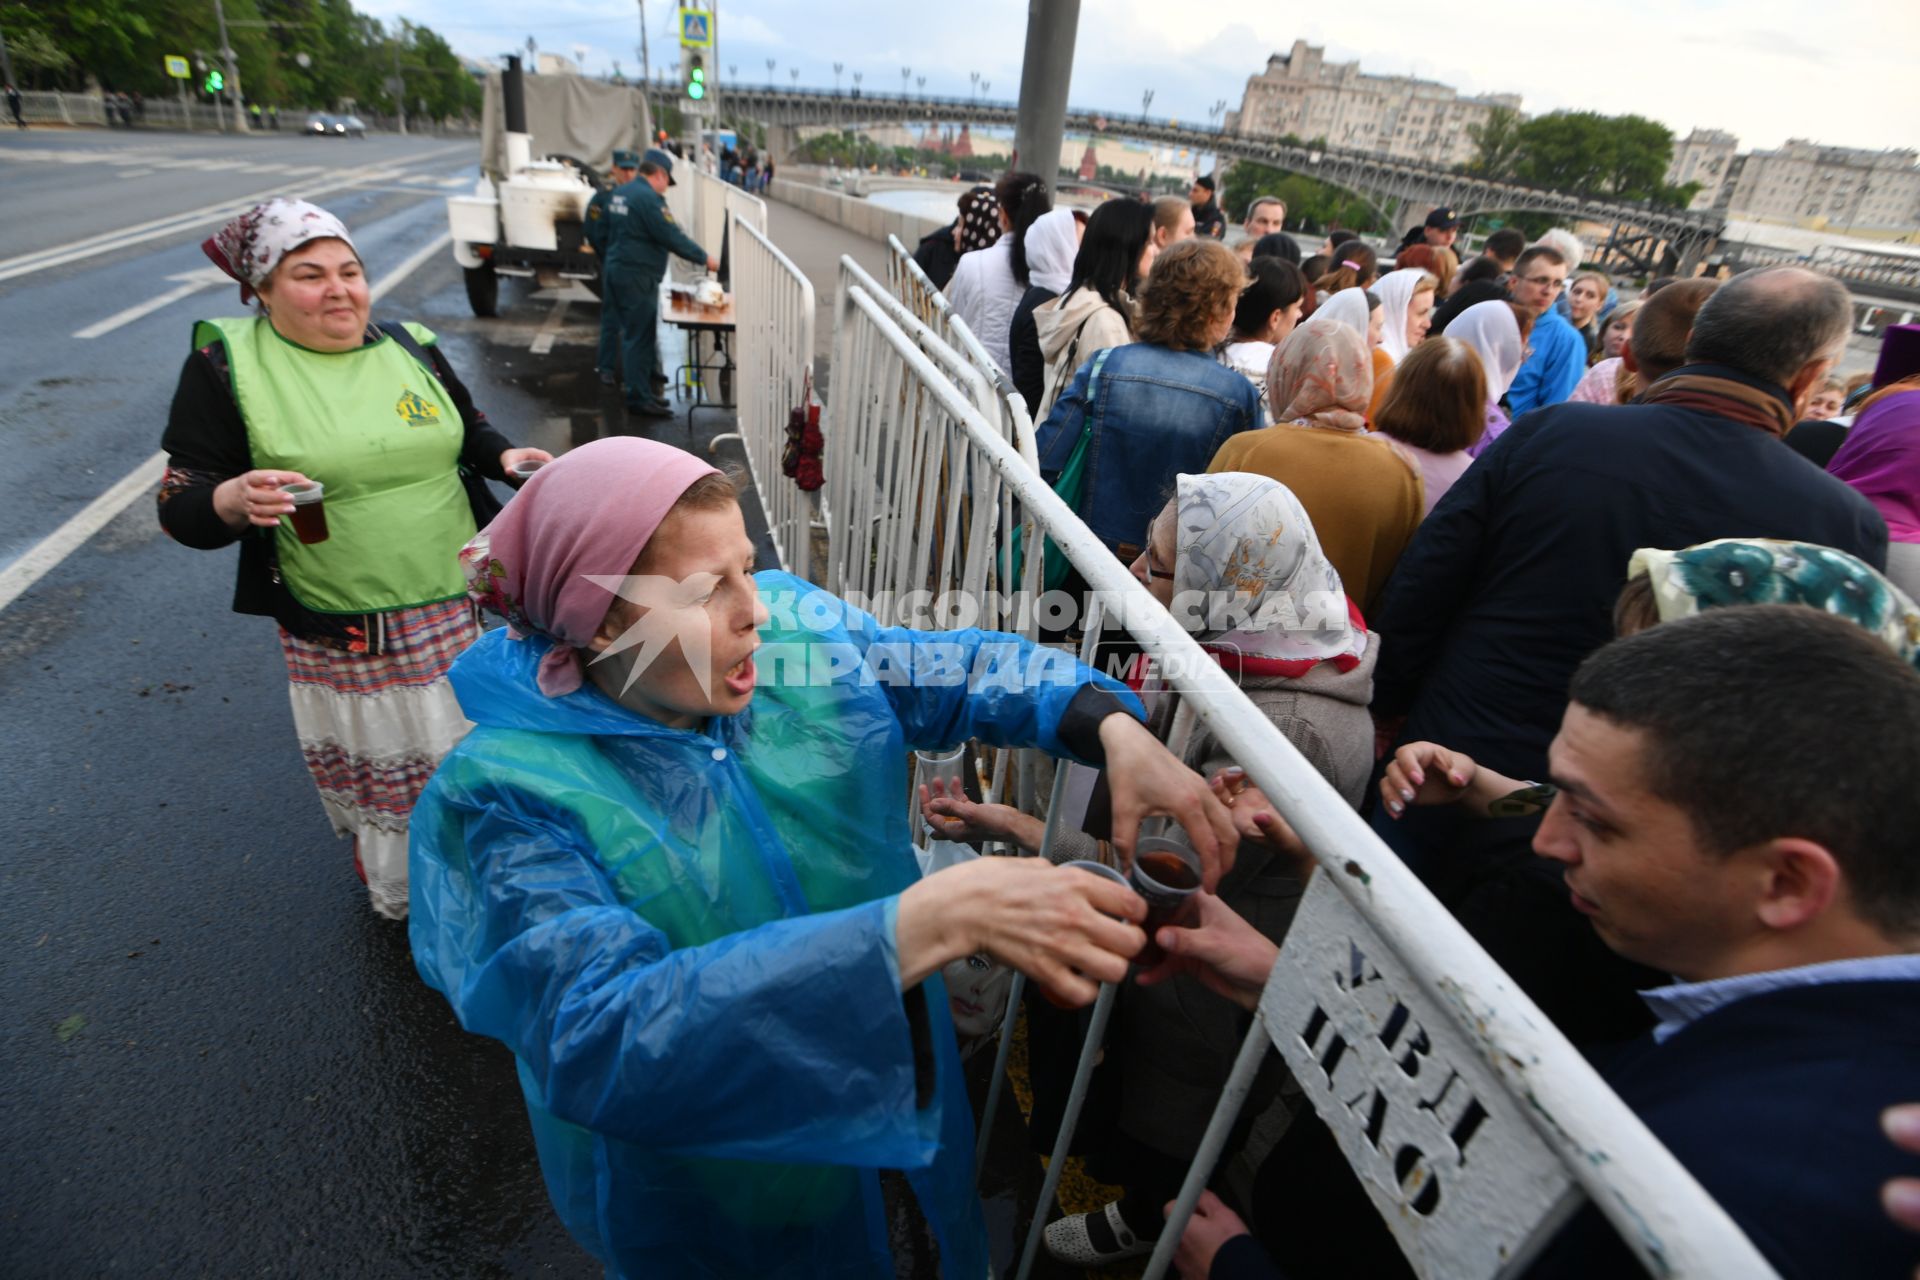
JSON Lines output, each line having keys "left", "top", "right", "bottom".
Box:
{"left": 0, "top": 142, "right": 469, "bottom": 286}
{"left": 438, "top": 175, "right": 473, "bottom": 188}
{"left": 1, "top": 226, "right": 455, "bottom": 615}
{"left": 73, "top": 268, "right": 230, "bottom": 339}
{"left": 529, "top": 296, "right": 570, "bottom": 354}
{"left": 119, "top": 169, "right": 157, "bottom": 180}
{"left": 0, "top": 455, "right": 166, "bottom": 614}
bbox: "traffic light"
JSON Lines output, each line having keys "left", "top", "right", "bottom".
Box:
{"left": 205, "top": 69, "right": 225, "bottom": 94}
{"left": 685, "top": 56, "right": 705, "bottom": 101}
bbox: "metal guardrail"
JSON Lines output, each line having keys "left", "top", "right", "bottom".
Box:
{"left": 821, "top": 269, "right": 1779, "bottom": 1280}
{"left": 709, "top": 217, "right": 816, "bottom": 579}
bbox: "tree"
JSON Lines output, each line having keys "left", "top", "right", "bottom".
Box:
{"left": 1218, "top": 159, "right": 1384, "bottom": 234}
{"left": 1512, "top": 111, "right": 1675, "bottom": 201}
{"left": 1466, "top": 105, "right": 1524, "bottom": 180}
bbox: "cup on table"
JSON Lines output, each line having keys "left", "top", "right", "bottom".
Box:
{"left": 280, "top": 481, "right": 329, "bottom": 545}
{"left": 915, "top": 745, "right": 969, "bottom": 837}
{"left": 1129, "top": 834, "right": 1202, "bottom": 967}
{"left": 508, "top": 459, "right": 546, "bottom": 482}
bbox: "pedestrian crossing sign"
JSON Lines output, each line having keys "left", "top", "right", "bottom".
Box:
{"left": 678, "top": 9, "right": 713, "bottom": 48}
{"left": 164, "top": 55, "right": 191, "bottom": 79}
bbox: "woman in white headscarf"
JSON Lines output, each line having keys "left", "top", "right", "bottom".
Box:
{"left": 156, "top": 197, "right": 551, "bottom": 919}
{"left": 1367, "top": 267, "right": 1439, "bottom": 417}
{"left": 1009, "top": 207, "right": 1085, "bottom": 415}
{"left": 922, "top": 470, "right": 1375, "bottom": 1269}
{"left": 1445, "top": 299, "right": 1529, "bottom": 457}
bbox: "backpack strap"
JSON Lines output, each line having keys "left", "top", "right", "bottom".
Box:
{"left": 377, "top": 321, "right": 447, "bottom": 386}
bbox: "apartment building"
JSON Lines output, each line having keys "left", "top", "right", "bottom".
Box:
{"left": 1726, "top": 140, "right": 1920, "bottom": 231}
{"left": 1225, "top": 40, "right": 1521, "bottom": 168}
{"left": 1664, "top": 129, "right": 1740, "bottom": 212}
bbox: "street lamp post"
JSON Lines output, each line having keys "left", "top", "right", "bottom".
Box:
{"left": 901, "top": 66, "right": 910, "bottom": 98}
{"left": 833, "top": 61, "right": 842, "bottom": 94}
{"left": 970, "top": 70, "right": 979, "bottom": 103}
{"left": 1142, "top": 88, "right": 1154, "bottom": 119}
{"left": 766, "top": 57, "right": 775, "bottom": 85}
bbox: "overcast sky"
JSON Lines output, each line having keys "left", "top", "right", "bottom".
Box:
{"left": 361, "top": 0, "right": 1919, "bottom": 155}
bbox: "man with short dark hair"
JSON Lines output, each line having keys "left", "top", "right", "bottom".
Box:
{"left": 1189, "top": 175, "right": 1226, "bottom": 240}
{"left": 586, "top": 148, "right": 642, "bottom": 387}
{"left": 605, "top": 149, "right": 720, "bottom": 418}
{"left": 1371, "top": 266, "right": 1888, "bottom": 1028}
{"left": 1396, "top": 205, "right": 1459, "bottom": 253}
{"left": 1621, "top": 278, "right": 1718, "bottom": 389}
{"left": 1430, "top": 227, "right": 1527, "bottom": 333}
{"left": 1162, "top": 606, "right": 1920, "bottom": 1280}
{"left": 1504, "top": 245, "right": 1586, "bottom": 415}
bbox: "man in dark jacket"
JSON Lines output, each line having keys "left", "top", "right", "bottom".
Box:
{"left": 1174, "top": 605, "right": 1920, "bottom": 1280}
{"left": 1369, "top": 266, "right": 1887, "bottom": 1038}
{"left": 1189, "top": 175, "right": 1227, "bottom": 240}
{"left": 1429, "top": 227, "right": 1527, "bottom": 333}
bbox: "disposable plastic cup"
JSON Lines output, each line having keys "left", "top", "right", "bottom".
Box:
{"left": 1046, "top": 859, "right": 1135, "bottom": 1006}
{"left": 509, "top": 459, "right": 546, "bottom": 481}
{"left": 1130, "top": 836, "right": 1201, "bottom": 966}
{"left": 915, "top": 745, "right": 968, "bottom": 833}
{"left": 281, "top": 481, "right": 329, "bottom": 545}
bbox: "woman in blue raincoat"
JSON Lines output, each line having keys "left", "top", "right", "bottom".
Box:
{"left": 408, "top": 438, "right": 1237, "bottom": 1277}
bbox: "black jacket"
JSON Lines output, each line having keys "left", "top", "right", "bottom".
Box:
{"left": 1193, "top": 200, "right": 1227, "bottom": 240}
{"left": 912, "top": 221, "right": 961, "bottom": 291}
{"left": 1372, "top": 365, "right": 1889, "bottom": 785}
{"left": 1429, "top": 277, "right": 1509, "bottom": 334}
{"left": 1007, "top": 284, "right": 1058, "bottom": 416}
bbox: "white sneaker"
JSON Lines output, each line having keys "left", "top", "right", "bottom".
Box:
{"left": 1043, "top": 1200, "right": 1154, "bottom": 1266}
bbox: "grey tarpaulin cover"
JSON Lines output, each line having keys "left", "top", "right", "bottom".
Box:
{"left": 479, "top": 72, "right": 654, "bottom": 180}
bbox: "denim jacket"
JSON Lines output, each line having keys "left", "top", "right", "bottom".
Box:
{"left": 1034, "top": 342, "right": 1265, "bottom": 554}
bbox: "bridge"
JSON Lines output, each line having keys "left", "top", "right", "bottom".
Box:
{"left": 652, "top": 81, "right": 1729, "bottom": 273}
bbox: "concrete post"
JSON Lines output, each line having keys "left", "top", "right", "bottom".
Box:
{"left": 1010, "top": 0, "right": 1080, "bottom": 193}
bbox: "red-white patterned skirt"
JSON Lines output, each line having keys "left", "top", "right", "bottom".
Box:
{"left": 280, "top": 599, "right": 480, "bottom": 919}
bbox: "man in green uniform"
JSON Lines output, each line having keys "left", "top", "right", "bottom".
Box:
{"left": 585, "top": 148, "right": 641, "bottom": 387}
{"left": 606, "top": 147, "right": 718, "bottom": 418}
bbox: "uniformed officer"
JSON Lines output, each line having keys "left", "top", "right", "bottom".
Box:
{"left": 585, "top": 148, "right": 641, "bottom": 387}
{"left": 605, "top": 147, "right": 718, "bottom": 418}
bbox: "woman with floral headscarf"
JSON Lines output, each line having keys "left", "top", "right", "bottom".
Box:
{"left": 923, "top": 471, "right": 1376, "bottom": 1267}
{"left": 1205, "top": 320, "right": 1422, "bottom": 610}
{"left": 156, "top": 198, "right": 551, "bottom": 919}
{"left": 410, "top": 436, "right": 1238, "bottom": 1279}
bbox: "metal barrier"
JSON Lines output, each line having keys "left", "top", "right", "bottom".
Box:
{"left": 690, "top": 168, "right": 768, "bottom": 269}
{"left": 821, "top": 275, "right": 1778, "bottom": 1280}
{"left": 708, "top": 216, "right": 817, "bottom": 579}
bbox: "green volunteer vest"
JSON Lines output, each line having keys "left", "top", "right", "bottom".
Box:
{"left": 195, "top": 316, "right": 476, "bottom": 614}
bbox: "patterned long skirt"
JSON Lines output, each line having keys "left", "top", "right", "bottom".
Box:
{"left": 279, "top": 599, "right": 480, "bottom": 919}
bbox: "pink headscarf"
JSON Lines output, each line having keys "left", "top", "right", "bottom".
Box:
{"left": 460, "top": 438, "right": 720, "bottom": 696}
{"left": 1267, "top": 317, "right": 1373, "bottom": 434}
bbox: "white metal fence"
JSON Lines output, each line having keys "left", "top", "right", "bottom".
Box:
{"left": 885, "top": 232, "right": 1037, "bottom": 452}
{"left": 820, "top": 271, "right": 1778, "bottom": 1280}
{"left": 710, "top": 217, "right": 817, "bottom": 579}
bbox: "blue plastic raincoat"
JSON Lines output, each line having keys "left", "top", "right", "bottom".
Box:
{"left": 410, "top": 570, "right": 1140, "bottom": 1277}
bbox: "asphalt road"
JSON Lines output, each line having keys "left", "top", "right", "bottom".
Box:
{"left": 0, "top": 126, "right": 767, "bottom": 1277}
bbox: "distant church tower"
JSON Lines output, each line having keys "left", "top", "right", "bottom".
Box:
{"left": 1078, "top": 137, "right": 1099, "bottom": 181}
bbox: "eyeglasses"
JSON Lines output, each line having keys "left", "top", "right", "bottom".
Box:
{"left": 1516, "top": 274, "right": 1566, "bottom": 293}
{"left": 1143, "top": 545, "right": 1176, "bottom": 581}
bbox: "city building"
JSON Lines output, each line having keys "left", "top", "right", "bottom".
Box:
{"left": 1727, "top": 140, "right": 1920, "bottom": 232}
{"left": 1664, "top": 128, "right": 1739, "bottom": 212}
{"left": 1225, "top": 40, "right": 1521, "bottom": 167}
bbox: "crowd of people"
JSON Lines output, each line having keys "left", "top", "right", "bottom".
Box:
{"left": 159, "top": 169, "right": 1920, "bottom": 1279}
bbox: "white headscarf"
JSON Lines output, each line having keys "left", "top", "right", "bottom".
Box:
{"left": 1373, "top": 268, "right": 1432, "bottom": 364}
{"left": 1447, "top": 300, "right": 1526, "bottom": 399}
{"left": 1168, "top": 472, "right": 1366, "bottom": 670}
{"left": 1023, "top": 207, "right": 1080, "bottom": 295}
{"left": 202, "top": 198, "right": 358, "bottom": 304}
{"left": 1307, "top": 287, "right": 1370, "bottom": 342}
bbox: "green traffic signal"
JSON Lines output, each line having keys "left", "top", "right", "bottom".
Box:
{"left": 205, "top": 70, "right": 225, "bottom": 93}
{"left": 687, "top": 66, "right": 705, "bottom": 100}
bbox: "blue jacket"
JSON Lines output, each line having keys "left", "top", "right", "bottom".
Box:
{"left": 1505, "top": 310, "right": 1588, "bottom": 417}
{"left": 409, "top": 571, "right": 1140, "bottom": 1278}
{"left": 1035, "top": 342, "right": 1264, "bottom": 554}
{"left": 605, "top": 178, "right": 706, "bottom": 279}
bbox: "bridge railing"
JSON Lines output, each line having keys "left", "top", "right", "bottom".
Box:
{"left": 709, "top": 216, "right": 817, "bottom": 580}
{"left": 820, "top": 271, "right": 1778, "bottom": 1280}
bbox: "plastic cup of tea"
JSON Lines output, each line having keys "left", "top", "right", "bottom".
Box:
{"left": 1130, "top": 835, "right": 1202, "bottom": 966}
{"left": 915, "top": 745, "right": 968, "bottom": 834}
{"left": 280, "top": 481, "right": 329, "bottom": 545}
{"left": 1045, "top": 859, "right": 1135, "bottom": 1006}
{"left": 509, "top": 459, "right": 546, "bottom": 481}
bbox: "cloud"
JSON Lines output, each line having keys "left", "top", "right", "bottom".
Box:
{"left": 362, "top": 0, "right": 1920, "bottom": 153}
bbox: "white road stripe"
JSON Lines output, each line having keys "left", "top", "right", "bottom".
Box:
{"left": 529, "top": 296, "right": 570, "bottom": 354}
{"left": 73, "top": 268, "right": 229, "bottom": 340}
{"left": 1, "top": 227, "right": 457, "bottom": 614}
{"left": 437, "top": 175, "right": 473, "bottom": 188}
{"left": 0, "top": 455, "right": 166, "bottom": 614}
{"left": 119, "top": 169, "right": 157, "bottom": 180}
{"left": 0, "top": 142, "right": 469, "bottom": 286}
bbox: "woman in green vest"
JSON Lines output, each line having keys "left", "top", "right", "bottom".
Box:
{"left": 157, "top": 198, "right": 551, "bottom": 920}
